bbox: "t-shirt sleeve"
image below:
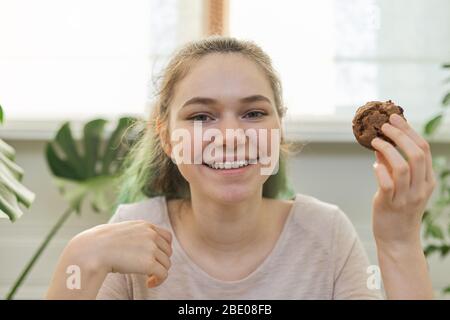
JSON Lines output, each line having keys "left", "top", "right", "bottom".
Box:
{"left": 96, "top": 205, "right": 132, "bottom": 300}
{"left": 332, "top": 208, "right": 385, "bottom": 300}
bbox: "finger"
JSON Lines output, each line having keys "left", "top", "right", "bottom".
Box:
{"left": 389, "top": 113, "right": 435, "bottom": 184}
{"left": 375, "top": 150, "right": 382, "bottom": 163}
{"left": 147, "top": 271, "right": 167, "bottom": 288}
{"left": 147, "top": 274, "right": 158, "bottom": 287}
{"left": 146, "top": 258, "right": 168, "bottom": 288}
{"left": 151, "top": 225, "right": 173, "bottom": 244}
{"left": 154, "top": 247, "right": 171, "bottom": 270}
{"left": 155, "top": 235, "right": 173, "bottom": 257}
{"left": 381, "top": 122, "right": 426, "bottom": 192}
{"left": 373, "top": 161, "right": 394, "bottom": 201}
{"left": 371, "top": 137, "right": 410, "bottom": 201}
{"left": 375, "top": 151, "right": 392, "bottom": 175}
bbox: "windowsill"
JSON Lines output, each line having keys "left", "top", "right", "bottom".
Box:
{"left": 1, "top": 117, "right": 450, "bottom": 144}
{"left": 283, "top": 115, "right": 450, "bottom": 144}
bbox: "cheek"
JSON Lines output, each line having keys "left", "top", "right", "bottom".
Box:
{"left": 176, "top": 163, "right": 196, "bottom": 182}
{"left": 254, "top": 124, "right": 281, "bottom": 156}
{"left": 169, "top": 125, "right": 199, "bottom": 164}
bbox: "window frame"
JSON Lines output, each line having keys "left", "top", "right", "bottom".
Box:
{"left": 1, "top": 0, "right": 449, "bottom": 144}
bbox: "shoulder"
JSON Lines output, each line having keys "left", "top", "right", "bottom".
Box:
{"left": 289, "top": 193, "right": 357, "bottom": 244}
{"left": 108, "top": 196, "right": 168, "bottom": 225}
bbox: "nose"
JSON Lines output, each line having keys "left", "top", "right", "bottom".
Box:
{"left": 215, "top": 114, "right": 247, "bottom": 159}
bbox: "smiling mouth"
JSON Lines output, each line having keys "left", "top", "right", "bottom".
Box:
{"left": 202, "top": 160, "right": 250, "bottom": 170}
{"left": 202, "top": 157, "right": 260, "bottom": 170}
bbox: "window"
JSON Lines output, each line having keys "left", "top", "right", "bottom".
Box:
{"left": 0, "top": 0, "right": 203, "bottom": 122}
{"left": 2, "top": 0, "right": 450, "bottom": 141}
{"left": 229, "top": 0, "right": 450, "bottom": 125}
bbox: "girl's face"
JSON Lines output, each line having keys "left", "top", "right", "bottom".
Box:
{"left": 167, "top": 53, "right": 281, "bottom": 203}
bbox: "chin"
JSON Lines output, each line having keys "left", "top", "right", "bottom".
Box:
{"left": 207, "top": 185, "right": 259, "bottom": 204}
{"left": 180, "top": 163, "right": 267, "bottom": 203}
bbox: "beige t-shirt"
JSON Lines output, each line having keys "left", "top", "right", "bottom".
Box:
{"left": 96, "top": 193, "right": 384, "bottom": 300}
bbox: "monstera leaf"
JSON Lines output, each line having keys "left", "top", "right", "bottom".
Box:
{"left": 0, "top": 104, "right": 36, "bottom": 222}
{"left": 45, "top": 117, "right": 137, "bottom": 213}
{"left": 6, "top": 116, "right": 138, "bottom": 299}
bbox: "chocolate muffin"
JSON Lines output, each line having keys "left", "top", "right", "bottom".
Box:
{"left": 352, "top": 100, "right": 406, "bottom": 151}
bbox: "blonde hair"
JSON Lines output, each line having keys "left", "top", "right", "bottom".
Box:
{"left": 115, "top": 36, "right": 297, "bottom": 206}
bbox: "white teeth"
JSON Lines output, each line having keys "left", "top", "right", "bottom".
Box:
{"left": 206, "top": 160, "right": 250, "bottom": 170}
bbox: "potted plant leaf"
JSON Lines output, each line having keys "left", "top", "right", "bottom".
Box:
{"left": 5, "top": 116, "right": 139, "bottom": 299}
{"left": 422, "top": 62, "right": 450, "bottom": 295}
{"left": 0, "top": 104, "right": 36, "bottom": 222}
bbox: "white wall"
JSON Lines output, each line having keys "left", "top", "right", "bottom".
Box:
{"left": 1, "top": 138, "right": 450, "bottom": 299}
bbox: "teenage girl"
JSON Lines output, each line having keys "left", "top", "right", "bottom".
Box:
{"left": 46, "top": 36, "right": 435, "bottom": 299}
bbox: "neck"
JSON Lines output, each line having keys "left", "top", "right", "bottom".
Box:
{"left": 181, "top": 189, "right": 269, "bottom": 255}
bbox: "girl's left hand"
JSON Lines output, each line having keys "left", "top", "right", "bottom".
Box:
{"left": 370, "top": 113, "right": 436, "bottom": 249}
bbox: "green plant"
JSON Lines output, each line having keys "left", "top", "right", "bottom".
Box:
{"left": 422, "top": 63, "right": 450, "bottom": 295}
{"left": 5, "top": 116, "right": 139, "bottom": 299}
{"left": 0, "top": 104, "right": 36, "bottom": 221}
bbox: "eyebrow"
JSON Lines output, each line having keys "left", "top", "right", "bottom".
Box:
{"left": 181, "top": 94, "right": 272, "bottom": 109}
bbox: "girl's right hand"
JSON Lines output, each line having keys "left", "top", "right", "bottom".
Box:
{"left": 70, "top": 220, "right": 173, "bottom": 288}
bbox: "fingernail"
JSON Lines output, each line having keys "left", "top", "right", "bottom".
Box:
{"left": 147, "top": 276, "right": 157, "bottom": 288}
{"left": 381, "top": 123, "right": 389, "bottom": 132}
{"left": 390, "top": 113, "right": 402, "bottom": 125}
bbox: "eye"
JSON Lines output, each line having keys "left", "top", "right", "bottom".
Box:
{"left": 243, "top": 110, "right": 266, "bottom": 119}
{"left": 189, "top": 113, "right": 214, "bottom": 122}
